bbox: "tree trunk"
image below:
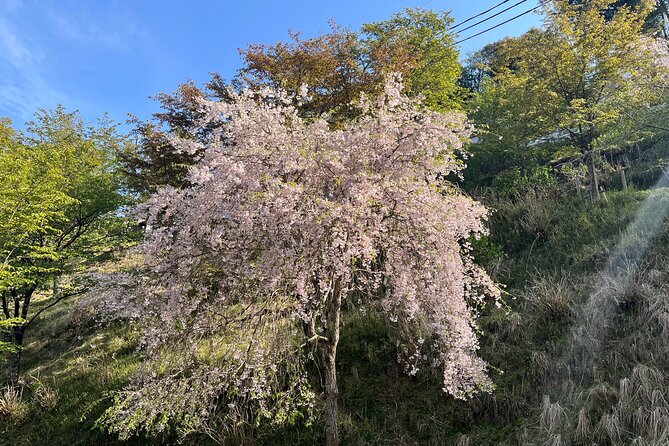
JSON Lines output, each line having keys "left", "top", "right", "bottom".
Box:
{"left": 621, "top": 168, "right": 628, "bottom": 191}
{"left": 322, "top": 344, "right": 339, "bottom": 446}
{"left": 659, "top": 0, "right": 669, "bottom": 39}
{"left": 5, "top": 326, "right": 24, "bottom": 386}
{"left": 321, "top": 280, "right": 342, "bottom": 446}
{"left": 587, "top": 150, "right": 600, "bottom": 201}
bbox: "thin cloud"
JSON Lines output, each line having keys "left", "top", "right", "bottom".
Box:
{"left": 0, "top": 1, "right": 154, "bottom": 123}
{"left": 0, "top": 18, "right": 35, "bottom": 67}
{"left": 0, "top": 11, "right": 64, "bottom": 122}
{"left": 50, "top": 8, "right": 147, "bottom": 52}
{"left": 0, "top": 78, "right": 64, "bottom": 121}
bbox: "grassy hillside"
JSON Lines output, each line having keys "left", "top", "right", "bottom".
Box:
{"left": 2, "top": 150, "right": 669, "bottom": 445}
{"left": 0, "top": 295, "right": 143, "bottom": 446}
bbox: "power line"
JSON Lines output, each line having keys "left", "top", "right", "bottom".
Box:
{"left": 450, "top": 0, "right": 513, "bottom": 30}
{"left": 456, "top": 0, "right": 531, "bottom": 35}
{"left": 420, "top": 1, "right": 544, "bottom": 72}
{"left": 455, "top": 3, "right": 544, "bottom": 45}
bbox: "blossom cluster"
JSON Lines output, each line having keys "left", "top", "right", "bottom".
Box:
{"left": 102, "top": 75, "right": 499, "bottom": 438}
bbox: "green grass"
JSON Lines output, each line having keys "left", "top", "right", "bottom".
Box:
{"left": 0, "top": 296, "right": 145, "bottom": 446}
{"left": 2, "top": 184, "right": 669, "bottom": 445}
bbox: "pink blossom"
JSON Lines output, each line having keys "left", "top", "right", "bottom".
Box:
{"left": 101, "top": 75, "right": 500, "bottom": 438}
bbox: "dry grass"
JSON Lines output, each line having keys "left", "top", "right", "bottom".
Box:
{"left": 539, "top": 396, "right": 566, "bottom": 434}
{"left": 523, "top": 275, "right": 575, "bottom": 321}
{"left": 522, "top": 247, "right": 669, "bottom": 446}
{"left": 30, "top": 376, "right": 59, "bottom": 411}
{"left": 587, "top": 382, "right": 618, "bottom": 409}
{"left": 454, "top": 434, "right": 470, "bottom": 446}
{"left": 0, "top": 386, "right": 28, "bottom": 421}
{"left": 544, "top": 433, "right": 563, "bottom": 446}
{"left": 596, "top": 413, "right": 622, "bottom": 444}
{"left": 575, "top": 408, "right": 591, "bottom": 442}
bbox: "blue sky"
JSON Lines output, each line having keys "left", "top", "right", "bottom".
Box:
{"left": 0, "top": 0, "right": 542, "bottom": 128}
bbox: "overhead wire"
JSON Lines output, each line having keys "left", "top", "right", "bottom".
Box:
{"left": 455, "top": 0, "right": 531, "bottom": 34}
{"left": 454, "top": 3, "right": 545, "bottom": 45}
{"left": 449, "top": 0, "right": 514, "bottom": 30}
{"left": 418, "top": 0, "right": 546, "bottom": 71}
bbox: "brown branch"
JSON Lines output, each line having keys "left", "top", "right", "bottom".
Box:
{"left": 25, "top": 288, "right": 89, "bottom": 327}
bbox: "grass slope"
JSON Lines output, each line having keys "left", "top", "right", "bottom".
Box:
{"left": 2, "top": 182, "right": 669, "bottom": 444}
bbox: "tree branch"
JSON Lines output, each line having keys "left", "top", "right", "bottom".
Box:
{"left": 25, "top": 288, "right": 89, "bottom": 327}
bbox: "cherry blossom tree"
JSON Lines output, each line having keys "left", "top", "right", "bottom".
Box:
{"left": 101, "top": 76, "right": 499, "bottom": 445}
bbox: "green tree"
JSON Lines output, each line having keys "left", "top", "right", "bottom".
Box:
{"left": 361, "top": 8, "right": 464, "bottom": 111}
{"left": 571, "top": 0, "right": 669, "bottom": 35}
{"left": 240, "top": 9, "right": 463, "bottom": 115}
{"left": 460, "top": 40, "right": 509, "bottom": 94}
{"left": 117, "top": 82, "right": 226, "bottom": 196}
{"left": 0, "top": 108, "right": 127, "bottom": 384}
{"left": 470, "top": 0, "right": 663, "bottom": 199}
{"left": 464, "top": 33, "right": 562, "bottom": 190}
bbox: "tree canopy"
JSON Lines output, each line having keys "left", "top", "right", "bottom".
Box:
{"left": 466, "top": 0, "right": 667, "bottom": 197}
{"left": 100, "top": 77, "right": 499, "bottom": 445}
{"left": 119, "top": 9, "right": 465, "bottom": 197}
{"left": 0, "top": 108, "right": 128, "bottom": 382}
{"left": 240, "top": 9, "right": 463, "bottom": 117}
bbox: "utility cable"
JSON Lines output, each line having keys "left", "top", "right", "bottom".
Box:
{"left": 456, "top": 0, "right": 531, "bottom": 35}
{"left": 455, "top": 3, "right": 544, "bottom": 45}
{"left": 449, "top": 0, "right": 514, "bottom": 30}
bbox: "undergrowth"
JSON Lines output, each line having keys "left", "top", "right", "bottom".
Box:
{"left": 2, "top": 180, "right": 669, "bottom": 445}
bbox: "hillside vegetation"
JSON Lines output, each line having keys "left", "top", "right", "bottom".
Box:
{"left": 2, "top": 1, "right": 669, "bottom": 445}
{"left": 3, "top": 139, "right": 669, "bottom": 445}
